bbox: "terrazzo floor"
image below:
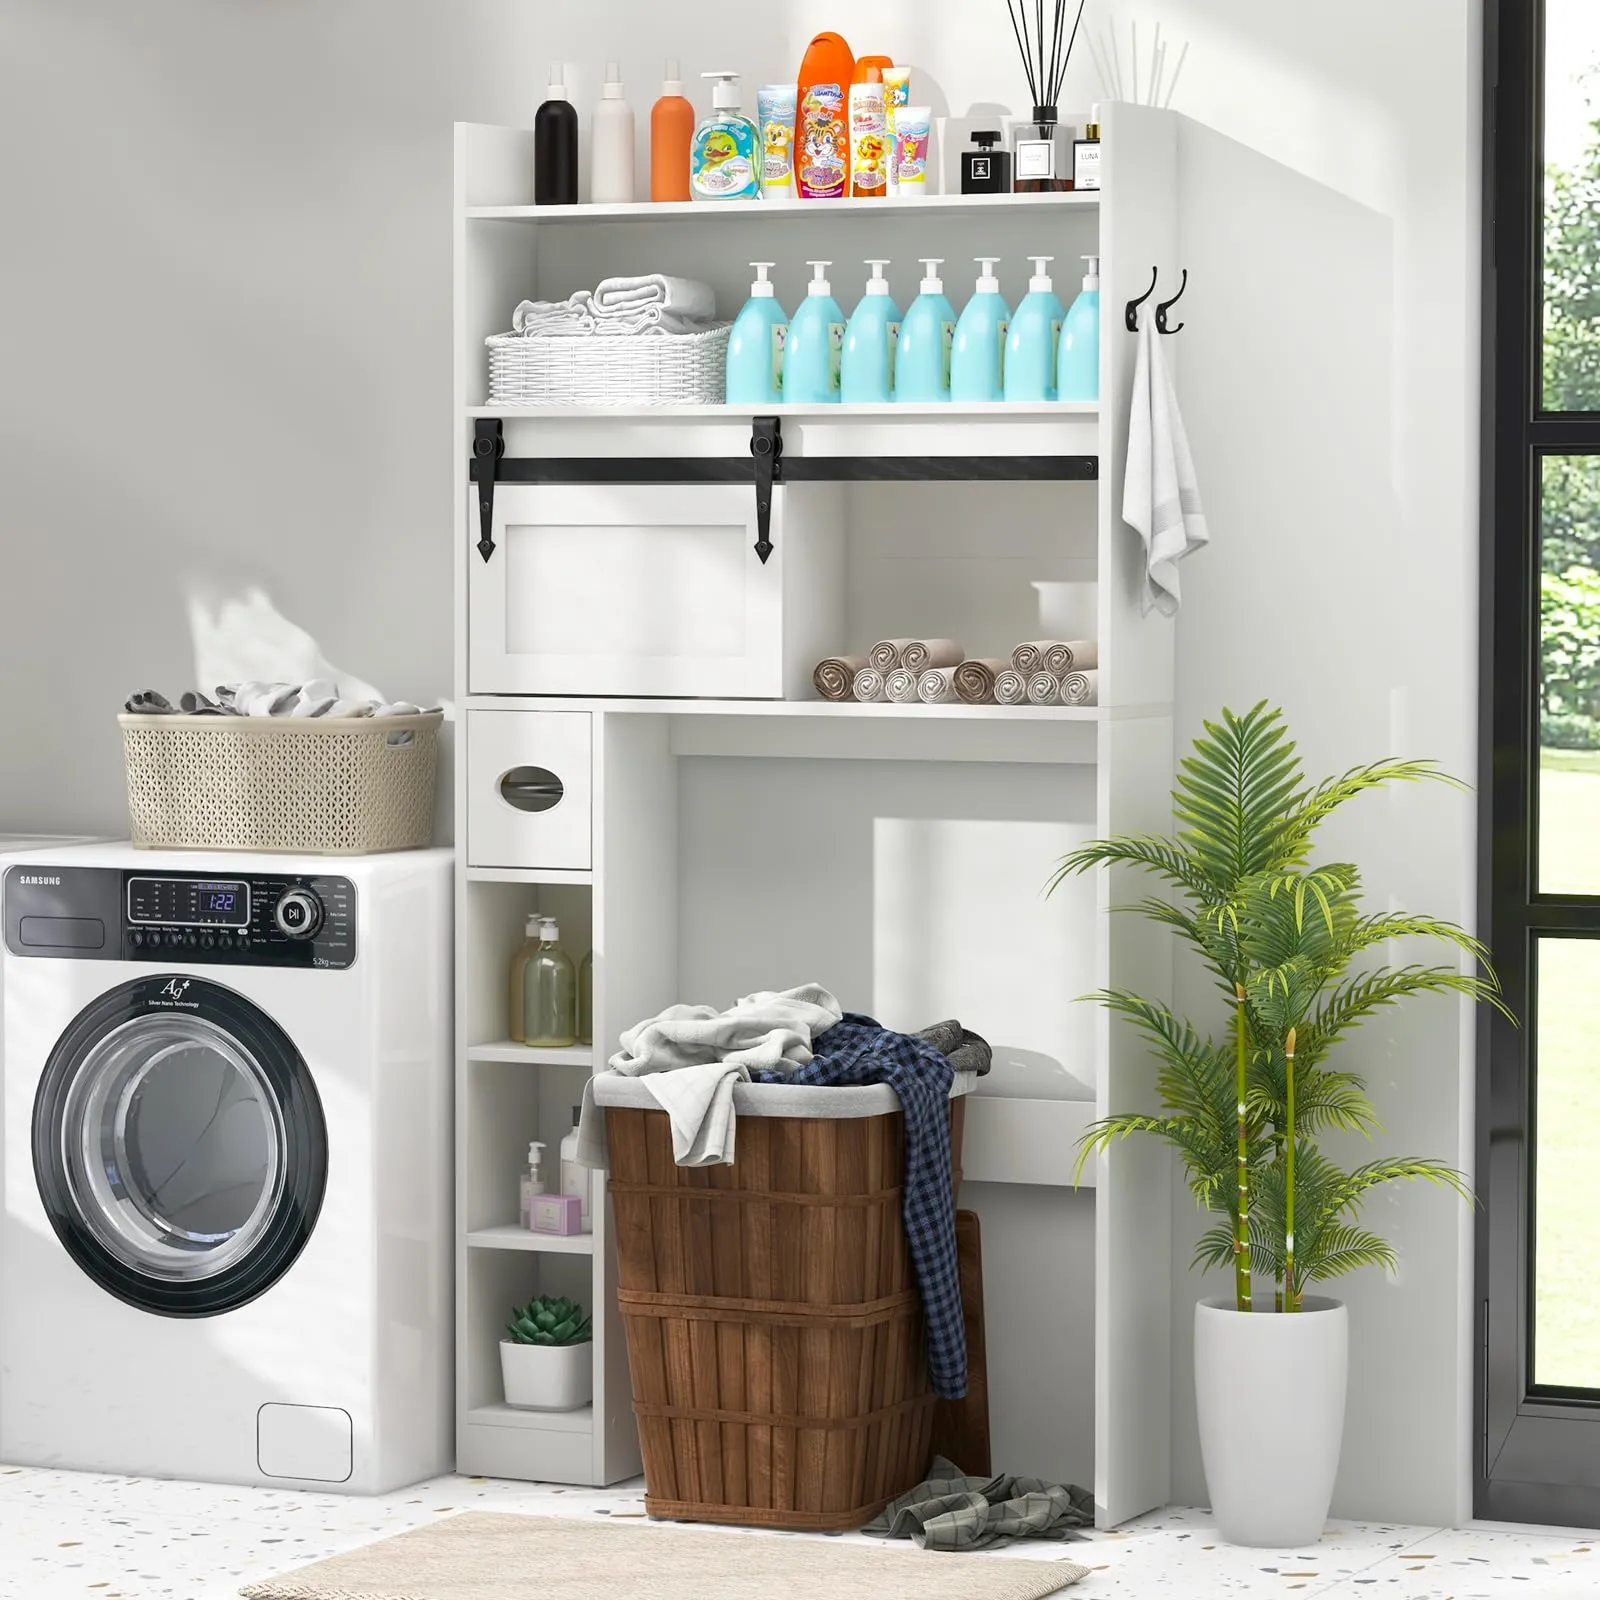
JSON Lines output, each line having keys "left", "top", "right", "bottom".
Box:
{"left": 0, "top": 1463, "right": 1596, "bottom": 1598}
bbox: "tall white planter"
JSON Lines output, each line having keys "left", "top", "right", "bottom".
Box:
{"left": 1194, "top": 1296, "right": 1349, "bottom": 1547}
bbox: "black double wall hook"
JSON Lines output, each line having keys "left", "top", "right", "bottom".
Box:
{"left": 1124, "top": 266, "right": 1187, "bottom": 334}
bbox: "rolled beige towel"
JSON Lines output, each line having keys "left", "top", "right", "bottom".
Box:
{"left": 952, "top": 658, "right": 1009, "bottom": 705}
{"left": 901, "top": 638, "right": 964, "bottom": 673}
{"left": 853, "top": 667, "right": 887, "bottom": 703}
{"left": 814, "top": 654, "right": 868, "bottom": 702}
{"left": 870, "top": 638, "right": 917, "bottom": 672}
{"left": 1012, "top": 639, "right": 1064, "bottom": 675}
{"left": 917, "top": 668, "right": 958, "bottom": 704}
{"left": 886, "top": 667, "right": 921, "bottom": 703}
{"left": 1027, "top": 671, "right": 1062, "bottom": 706}
{"left": 994, "top": 668, "right": 1029, "bottom": 706}
{"left": 1042, "top": 639, "right": 1099, "bottom": 676}
{"left": 1061, "top": 668, "right": 1100, "bottom": 706}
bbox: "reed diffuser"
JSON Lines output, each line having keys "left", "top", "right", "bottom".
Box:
{"left": 1004, "top": 0, "right": 1087, "bottom": 192}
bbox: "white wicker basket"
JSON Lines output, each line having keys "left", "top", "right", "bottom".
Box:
{"left": 119, "top": 713, "right": 441, "bottom": 854}
{"left": 485, "top": 325, "right": 731, "bottom": 407}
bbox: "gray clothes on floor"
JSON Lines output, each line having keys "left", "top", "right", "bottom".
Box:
{"left": 862, "top": 1456, "right": 1095, "bottom": 1552}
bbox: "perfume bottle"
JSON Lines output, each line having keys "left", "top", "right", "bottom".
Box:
{"left": 961, "top": 130, "right": 1012, "bottom": 195}
{"left": 1072, "top": 107, "right": 1102, "bottom": 191}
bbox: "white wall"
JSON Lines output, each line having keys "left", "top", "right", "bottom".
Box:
{"left": 0, "top": 0, "right": 1481, "bottom": 1526}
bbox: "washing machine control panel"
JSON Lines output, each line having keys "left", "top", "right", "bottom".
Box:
{"left": 2, "top": 867, "right": 356, "bottom": 969}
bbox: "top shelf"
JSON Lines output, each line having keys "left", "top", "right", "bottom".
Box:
{"left": 465, "top": 191, "right": 1101, "bottom": 225}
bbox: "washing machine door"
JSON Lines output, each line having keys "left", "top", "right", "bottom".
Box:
{"left": 33, "top": 974, "right": 328, "bottom": 1317}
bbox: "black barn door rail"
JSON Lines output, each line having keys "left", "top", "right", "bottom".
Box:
{"left": 470, "top": 416, "right": 1097, "bottom": 564}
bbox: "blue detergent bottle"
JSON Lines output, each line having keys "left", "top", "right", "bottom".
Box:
{"left": 950, "top": 257, "right": 1011, "bottom": 402}
{"left": 895, "top": 258, "right": 957, "bottom": 403}
{"left": 1056, "top": 254, "right": 1101, "bottom": 402}
{"left": 1004, "top": 255, "right": 1066, "bottom": 402}
{"left": 725, "top": 262, "right": 788, "bottom": 406}
{"left": 783, "top": 260, "right": 846, "bottom": 404}
{"left": 841, "top": 259, "right": 902, "bottom": 404}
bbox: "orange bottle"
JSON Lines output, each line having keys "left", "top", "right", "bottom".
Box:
{"left": 854, "top": 54, "right": 893, "bottom": 84}
{"left": 650, "top": 58, "right": 695, "bottom": 202}
{"left": 795, "top": 32, "right": 855, "bottom": 200}
{"left": 850, "top": 54, "right": 894, "bottom": 199}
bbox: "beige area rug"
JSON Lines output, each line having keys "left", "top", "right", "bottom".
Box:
{"left": 239, "top": 1511, "right": 1090, "bottom": 1600}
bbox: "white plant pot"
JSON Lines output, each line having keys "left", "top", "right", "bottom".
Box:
{"left": 499, "top": 1339, "right": 592, "bottom": 1412}
{"left": 1194, "top": 1296, "right": 1348, "bottom": 1547}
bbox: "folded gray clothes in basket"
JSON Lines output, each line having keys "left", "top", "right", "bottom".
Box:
{"left": 124, "top": 680, "right": 433, "bottom": 720}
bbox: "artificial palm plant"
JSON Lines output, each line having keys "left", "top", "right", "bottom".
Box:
{"left": 1050, "top": 703, "right": 1505, "bottom": 1311}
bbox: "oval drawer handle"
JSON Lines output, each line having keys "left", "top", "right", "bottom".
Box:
{"left": 498, "top": 766, "right": 564, "bottom": 814}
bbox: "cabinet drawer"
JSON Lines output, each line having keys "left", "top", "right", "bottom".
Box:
{"left": 466, "top": 710, "right": 592, "bottom": 871}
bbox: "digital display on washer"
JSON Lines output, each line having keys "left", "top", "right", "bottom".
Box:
{"left": 127, "top": 878, "right": 251, "bottom": 929}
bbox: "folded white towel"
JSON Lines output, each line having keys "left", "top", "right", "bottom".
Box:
{"left": 590, "top": 308, "right": 720, "bottom": 337}
{"left": 1062, "top": 668, "right": 1099, "bottom": 706}
{"left": 1124, "top": 318, "right": 1209, "bottom": 616}
{"left": 510, "top": 292, "right": 597, "bottom": 336}
{"left": 917, "top": 667, "right": 957, "bottom": 704}
{"left": 1027, "top": 670, "right": 1062, "bottom": 706}
{"left": 592, "top": 274, "right": 716, "bottom": 321}
{"left": 994, "top": 668, "right": 1029, "bottom": 706}
{"left": 853, "top": 667, "right": 887, "bottom": 703}
{"left": 885, "top": 668, "right": 921, "bottom": 703}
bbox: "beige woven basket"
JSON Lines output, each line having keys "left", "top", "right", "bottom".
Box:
{"left": 119, "top": 712, "right": 441, "bottom": 854}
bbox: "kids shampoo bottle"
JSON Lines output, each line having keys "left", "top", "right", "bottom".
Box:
{"left": 795, "top": 32, "right": 855, "bottom": 200}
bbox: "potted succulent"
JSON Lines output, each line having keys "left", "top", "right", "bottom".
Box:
{"left": 499, "top": 1294, "right": 593, "bottom": 1411}
{"left": 1051, "top": 703, "right": 1507, "bottom": 1547}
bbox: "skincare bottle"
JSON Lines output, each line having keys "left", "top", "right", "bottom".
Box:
{"left": 508, "top": 913, "right": 542, "bottom": 1042}
{"left": 691, "top": 73, "right": 761, "bottom": 202}
{"left": 882, "top": 67, "right": 912, "bottom": 195}
{"left": 520, "top": 1141, "right": 547, "bottom": 1230}
{"left": 1004, "top": 256, "right": 1066, "bottom": 402}
{"left": 895, "top": 259, "right": 957, "bottom": 402}
{"left": 951, "top": 258, "right": 1011, "bottom": 402}
{"left": 783, "top": 261, "right": 846, "bottom": 404}
{"left": 961, "top": 130, "right": 1012, "bottom": 195}
{"left": 848, "top": 79, "right": 889, "bottom": 198}
{"left": 522, "top": 917, "right": 577, "bottom": 1048}
{"left": 1072, "top": 107, "right": 1102, "bottom": 191}
{"left": 842, "top": 260, "right": 901, "bottom": 403}
{"left": 726, "top": 262, "right": 789, "bottom": 406}
{"left": 651, "top": 59, "right": 695, "bottom": 202}
{"left": 534, "top": 64, "right": 579, "bottom": 205}
{"left": 757, "top": 85, "right": 798, "bottom": 200}
{"left": 591, "top": 60, "right": 636, "bottom": 203}
{"left": 560, "top": 1106, "right": 591, "bottom": 1231}
{"left": 577, "top": 948, "right": 593, "bottom": 1046}
{"left": 1056, "top": 254, "right": 1101, "bottom": 402}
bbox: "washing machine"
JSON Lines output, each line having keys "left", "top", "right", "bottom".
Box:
{"left": 0, "top": 842, "right": 454, "bottom": 1492}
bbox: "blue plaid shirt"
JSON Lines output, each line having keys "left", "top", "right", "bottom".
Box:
{"left": 752, "top": 1014, "right": 966, "bottom": 1399}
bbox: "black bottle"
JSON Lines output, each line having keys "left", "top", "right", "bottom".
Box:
{"left": 535, "top": 65, "right": 579, "bottom": 205}
{"left": 961, "top": 130, "right": 1013, "bottom": 195}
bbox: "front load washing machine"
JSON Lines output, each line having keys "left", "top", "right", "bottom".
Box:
{"left": 0, "top": 843, "right": 453, "bottom": 1492}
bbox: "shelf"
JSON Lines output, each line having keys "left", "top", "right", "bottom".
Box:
{"left": 962, "top": 1095, "right": 1100, "bottom": 1189}
{"left": 465, "top": 191, "right": 1100, "bottom": 224}
{"left": 467, "top": 1226, "right": 596, "bottom": 1255}
{"left": 467, "top": 1041, "right": 594, "bottom": 1067}
{"left": 468, "top": 1402, "right": 594, "bottom": 1434}
{"left": 464, "top": 867, "right": 593, "bottom": 886}
{"left": 465, "top": 697, "right": 1118, "bottom": 721}
{"left": 467, "top": 402, "right": 1098, "bottom": 421}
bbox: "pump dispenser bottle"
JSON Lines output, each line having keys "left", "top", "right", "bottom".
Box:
{"left": 842, "top": 260, "right": 901, "bottom": 403}
{"left": 692, "top": 72, "right": 761, "bottom": 201}
{"left": 1056, "top": 254, "right": 1101, "bottom": 402}
{"left": 727, "top": 263, "right": 789, "bottom": 405}
{"left": 1004, "top": 256, "right": 1066, "bottom": 401}
{"left": 522, "top": 917, "right": 577, "bottom": 1048}
{"left": 560, "top": 1107, "right": 591, "bottom": 1231}
{"left": 951, "top": 258, "right": 1011, "bottom": 402}
{"left": 896, "top": 259, "right": 957, "bottom": 402}
{"left": 520, "top": 1142, "right": 547, "bottom": 1229}
{"left": 783, "top": 261, "right": 846, "bottom": 403}
{"left": 535, "top": 64, "right": 579, "bottom": 205}
{"left": 592, "top": 61, "right": 636, "bottom": 202}
{"left": 651, "top": 59, "right": 695, "bottom": 201}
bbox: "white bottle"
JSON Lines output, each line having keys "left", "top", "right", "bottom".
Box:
{"left": 520, "top": 1141, "right": 546, "bottom": 1230}
{"left": 560, "top": 1106, "right": 590, "bottom": 1231}
{"left": 591, "top": 60, "right": 636, "bottom": 204}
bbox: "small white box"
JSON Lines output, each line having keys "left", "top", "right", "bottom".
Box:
{"left": 466, "top": 709, "right": 592, "bottom": 870}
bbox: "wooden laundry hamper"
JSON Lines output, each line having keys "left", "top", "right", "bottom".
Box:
{"left": 603, "top": 1084, "right": 966, "bottom": 1531}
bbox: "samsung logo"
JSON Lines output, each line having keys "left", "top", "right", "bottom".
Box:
{"left": 17, "top": 875, "right": 61, "bottom": 886}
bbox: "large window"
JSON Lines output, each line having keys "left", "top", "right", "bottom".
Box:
{"left": 1481, "top": 0, "right": 1600, "bottom": 1526}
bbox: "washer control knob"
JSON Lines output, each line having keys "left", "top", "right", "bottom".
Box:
{"left": 274, "top": 888, "right": 323, "bottom": 941}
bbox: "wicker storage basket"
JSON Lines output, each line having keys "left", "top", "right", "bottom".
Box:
{"left": 603, "top": 1084, "right": 967, "bottom": 1531}
{"left": 119, "top": 712, "right": 441, "bottom": 854}
{"left": 485, "top": 325, "right": 731, "bottom": 407}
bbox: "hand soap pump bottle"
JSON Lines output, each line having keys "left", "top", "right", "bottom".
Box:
{"left": 1056, "top": 254, "right": 1101, "bottom": 402}
{"left": 520, "top": 1141, "right": 546, "bottom": 1230}
{"left": 534, "top": 64, "right": 579, "bottom": 205}
{"left": 842, "top": 260, "right": 901, "bottom": 403}
{"left": 522, "top": 917, "right": 577, "bottom": 1048}
{"left": 895, "top": 258, "right": 957, "bottom": 403}
{"left": 951, "top": 258, "right": 1011, "bottom": 402}
{"left": 691, "top": 72, "right": 761, "bottom": 201}
{"left": 1004, "top": 256, "right": 1066, "bottom": 402}
{"left": 726, "top": 262, "right": 789, "bottom": 406}
{"left": 560, "top": 1106, "right": 591, "bottom": 1231}
{"left": 783, "top": 261, "right": 846, "bottom": 404}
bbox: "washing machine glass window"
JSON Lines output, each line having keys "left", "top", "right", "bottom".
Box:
{"left": 34, "top": 976, "right": 328, "bottom": 1318}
